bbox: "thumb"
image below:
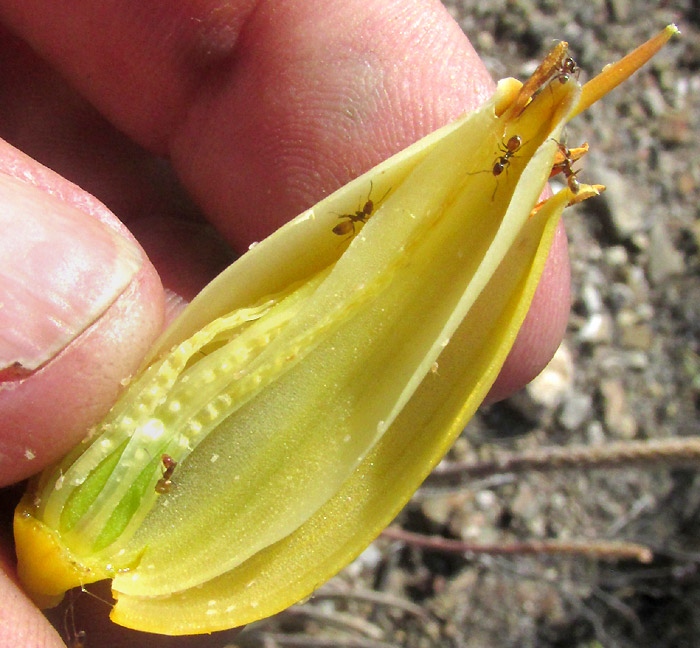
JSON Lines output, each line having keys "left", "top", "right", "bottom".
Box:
{"left": 0, "top": 142, "right": 164, "bottom": 486}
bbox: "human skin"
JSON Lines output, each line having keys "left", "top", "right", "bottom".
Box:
{"left": 0, "top": 1, "right": 570, "bottom": 645}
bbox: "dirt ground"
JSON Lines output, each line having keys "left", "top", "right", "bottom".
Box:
{"left": 237, "top": 2, "right": 700, "bottom": 647}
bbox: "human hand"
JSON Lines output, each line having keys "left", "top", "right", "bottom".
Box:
{"left": 0, "top": 0, "right": 570, "bottom": 644}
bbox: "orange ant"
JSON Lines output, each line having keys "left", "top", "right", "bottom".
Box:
{"left": 332, "top": 181, "right": 389, "bottom": 238}
{"left": 155, "top": 454, "right": 177, "bottom": 494}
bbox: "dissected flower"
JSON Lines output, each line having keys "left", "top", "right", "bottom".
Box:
{"left": 14, "top": 25, "right": 677, "bottom": 635}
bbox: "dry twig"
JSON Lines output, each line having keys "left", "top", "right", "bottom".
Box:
{"left": 381, "top": 526, "right": 653, "bottom": 563}
{"left": 313, "top": 585, "right": 431, "bottom": 621}
{"left": 427, "top": 438, "right": 700, "bottom": 485}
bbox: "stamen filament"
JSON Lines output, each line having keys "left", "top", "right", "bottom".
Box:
{"left": 570, "top": 24, "right": 679, "bottom": 119}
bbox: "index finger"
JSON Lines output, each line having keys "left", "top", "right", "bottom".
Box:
{"left": 0, "top": 0, "right": 570, "bottom": 406}
{"left": 0, "top": 0, "right": 492, "bottom": 244}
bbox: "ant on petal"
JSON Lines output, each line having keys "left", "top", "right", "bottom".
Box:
{"left": 332, "top": 181, "right": 390, "bottom": 238}
{"left": 550, "top": 141, "right": 589, "bottom": 194}
{"left": 508, "top": 41, "right": 581, "bottom": 118}
{"left": 467, "top": 134, "right": 525, "bottom": 200}
{"left": 492, "top": 135, "right": 523, "bottom": 177}
{"left": 554, "top": 55, "right": 579, "bottom": 84}
{"left": 155, "top": 454, "right": 177, "bottom": 494}
{"left": 509, "top": 41, "right": 569, "bottom": 116}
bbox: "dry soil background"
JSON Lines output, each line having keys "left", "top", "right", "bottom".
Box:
{"left": 237, "top": 2, "right": 700, "bottom": 647}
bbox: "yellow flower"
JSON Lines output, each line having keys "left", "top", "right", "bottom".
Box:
{"left": 15, "top": 25, "right": 677, "bottom": 635}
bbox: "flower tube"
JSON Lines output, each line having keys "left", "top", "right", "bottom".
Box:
{"left": 14, "top": 25, "right": 678, "bottom": 635}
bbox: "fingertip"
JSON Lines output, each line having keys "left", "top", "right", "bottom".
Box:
{"left": 0, "top": 259, "right": 164, "bottom": 487}
{"left": 170, "top": 0, "right": 497, "bottom": 247}
{"left": 0, "top": 146, "right": 165, "bottom": 487}
{"left": 0, "top": 545, "right": 66, "bottom": 648}
{"left": 486, "top": 221, "right": 571, "bottom": 403}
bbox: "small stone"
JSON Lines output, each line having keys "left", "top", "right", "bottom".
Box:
{"left": 475, "top": 490, "right": 497, "bottom": 511}
{"left": 581, "top": 282, "right": 603, "bottom": 314}
{"left": 460, "top": 512, "right": 490, "bottom": 540}
{"left": 597, "top": 168, "right": 646, "bottom": 240}
{"left": 421, "top": 497, "right": 453, "bottom": 526}
{"left": 624, "top": 265, "right": 651, "bottom": 302}
{"left": 577, "top": 312, "right": 614, "bottom": 344}
{"left": 657, "top": 112, "right": 693, "bottom": 146}
{"left": 600, "top": 351, "right": 628, "bottom": 375}
{"left": 631, "top": 232, "right": 650, "bottom": 252}
{"left": 510, "top": 483, "right": 539, "bottom": 521}
{"left": 608, "top": 283, "right": 635, "bottom": 312}
{"left": 600, "top": 379, "right": 638, "bottom": 439}
{"left": 586, "top": 245, "right": 603, "bottom": 263}
{"left": 604, "top": 245, "right": 629, "bottom": 268}
{"left": 607, "top": 0, "right": 632, "bottom": 21}
{"left": 648, "top": 221, "right": 685, "bottom": 285}
{"left": 616, "top": 309, "right": 638, "bottom": 328}
{"left": 626, "top": 351, "right": 650, "bottom": 370}
{"left": 586, "top": 421, "right": 606, "bottom": 446}
{"left": 620, "top": 323, "right": 653, "bottom": 350}
{"left": 558, "top": 392, "right": 593, "bottom": 431}
{"left": 678, "top": 172, "right": 696, "bottom": 196}
{"left": 527, "top": 343, "right": 574, "bottom": 409}
{"left": 637, "top": 303, "right": 654, "bottom": 321}
{"left": 641, "top": 81, "right": 668, "bottom": 117}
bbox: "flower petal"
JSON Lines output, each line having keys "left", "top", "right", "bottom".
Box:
{"left": 14, "top": 26, "right": 678, "bottom": 636}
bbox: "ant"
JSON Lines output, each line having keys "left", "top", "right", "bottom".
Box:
{"left": 492, "top": 135, "right": 523, "bottom": 177}
{"left": 155, "top": 454, "right": 177, "bottom": 494}
{"left": 510, "top": 42, "right": 580, "bottom": 117}
{"left": 509, "top": 41, "right": 568, "bottom": 116}
{"left": 467, "top": 134, "right": 524, "bottom": 200}
{"left": 553, "top": 55, "right": 579, "bottom": 84}
{"left": 550, "top": 141, "right": 588, "bottom": 194}
{"left": 332, "top": 181, "right": 389, "bottom": 238}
